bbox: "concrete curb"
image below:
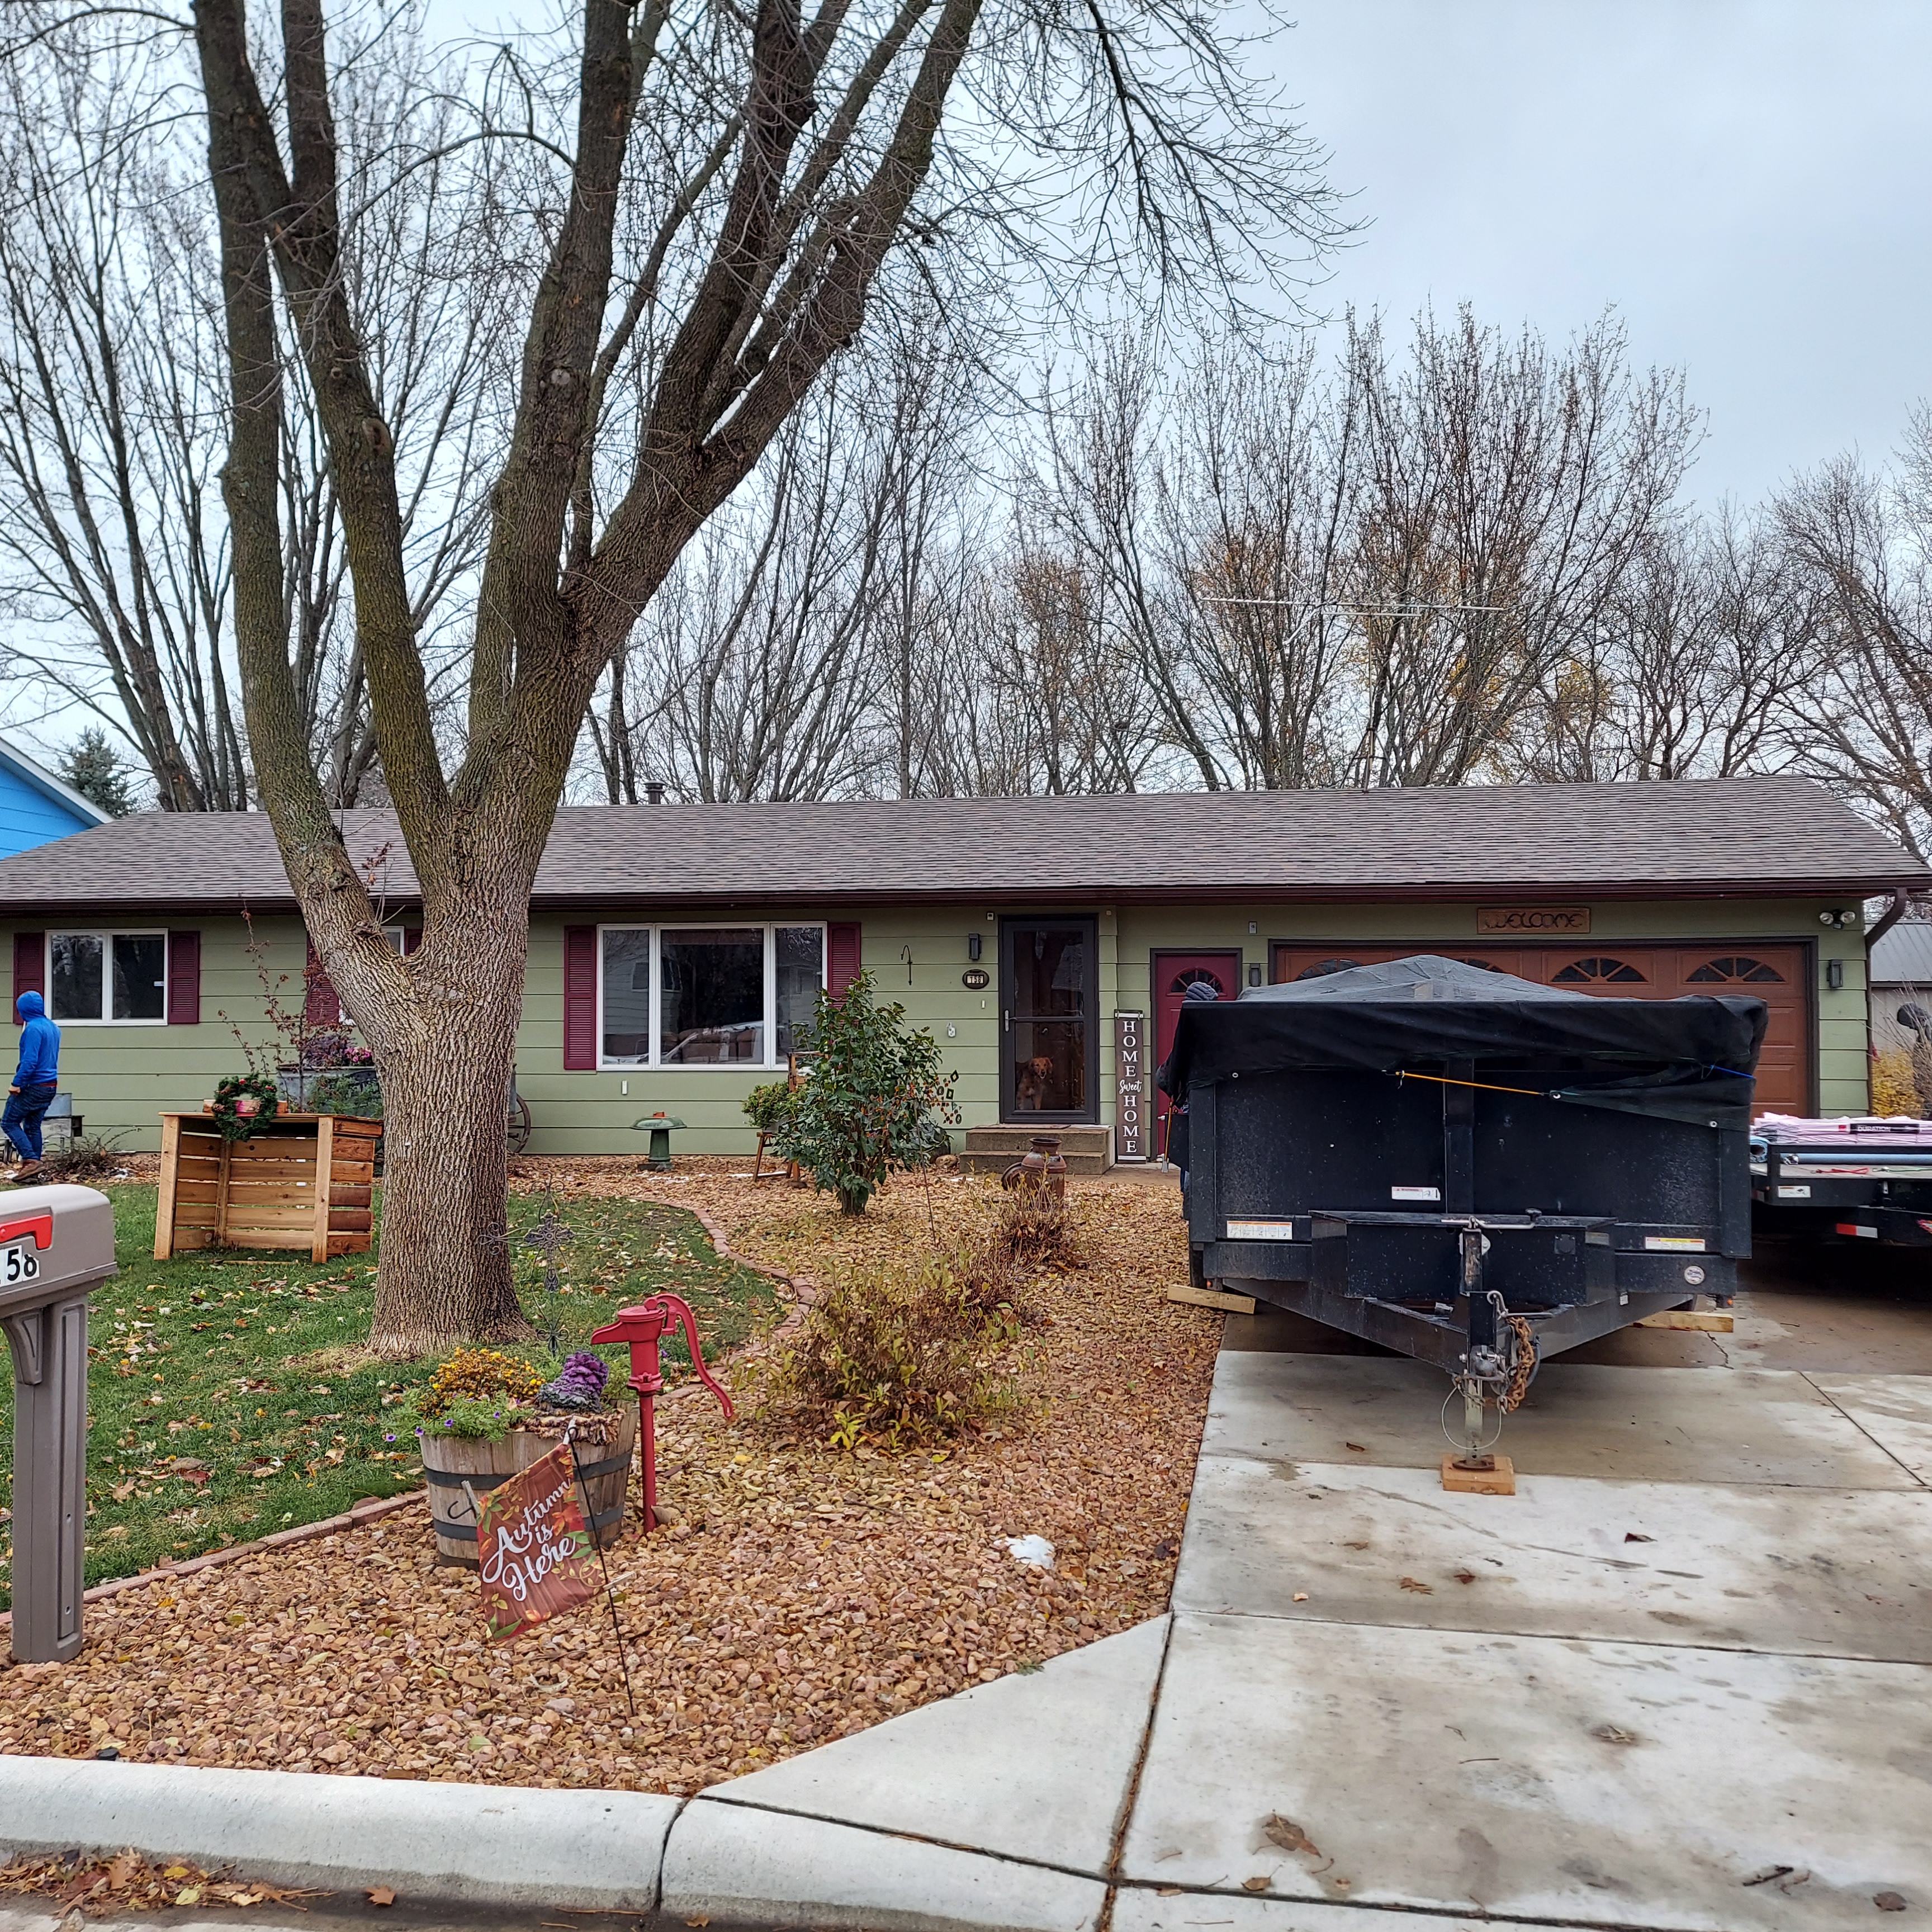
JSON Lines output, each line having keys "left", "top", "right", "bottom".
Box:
{"left": 662, "top": 1800, "right": 1106, "bottom": 1932}
{"left": 0, "top": 1493, "right": 422, "bottom": 1637}
{"left": 0, "top": 1756, "right": 677, "bottom": 1912}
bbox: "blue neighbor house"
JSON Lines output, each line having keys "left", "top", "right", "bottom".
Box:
{"left": 0, "top": 736, "right": 110, "bottom": 858}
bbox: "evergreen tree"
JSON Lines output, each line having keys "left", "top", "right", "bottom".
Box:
{"left": 58, "top": 728, "right": 138, "bottom": 817}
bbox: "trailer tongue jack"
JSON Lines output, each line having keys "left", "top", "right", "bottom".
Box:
{"left": 1446, "top": 1259, "right": 1532, "bottom": 1495}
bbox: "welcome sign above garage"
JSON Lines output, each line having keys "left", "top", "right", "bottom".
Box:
{"left": 1476, "top": 906, "right": 1590, "bottom": 935}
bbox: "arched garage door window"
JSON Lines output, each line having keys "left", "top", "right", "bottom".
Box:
{"left": 1687, "top": 955, "right": 1785, "bottom": 983}
{"left": 1552, "top": 956, "right": 1646, "bottom": 984}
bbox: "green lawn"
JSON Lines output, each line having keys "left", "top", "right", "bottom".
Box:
{"left": 0, "top": 1184, "right": 777, "bottom": 1606}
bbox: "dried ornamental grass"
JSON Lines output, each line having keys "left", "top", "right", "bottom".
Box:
{"left": 750, "top": 1257, "right": 1005, "bottom": 1449}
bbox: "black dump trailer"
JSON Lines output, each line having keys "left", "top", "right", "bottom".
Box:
{"left": 1167, "top": 955, "right": 1767, "bottom": 1455}
{"left": 1752, "top": 1116, "right": 1932, "bottom": 1247}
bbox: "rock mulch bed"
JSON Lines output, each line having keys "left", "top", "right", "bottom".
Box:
{"left": 0, "top": 1166, "right": 1216, "bottom": 1795}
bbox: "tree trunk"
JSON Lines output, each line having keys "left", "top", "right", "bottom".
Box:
{"left": 364, "top": 917, "right": 535, "bottom": 1357}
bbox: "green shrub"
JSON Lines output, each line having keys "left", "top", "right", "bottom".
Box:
{"left": 742, "top": 1079, "right": 797, "bottom": 1135}
{"left": 773, "top": 970, "right": 958, "bottom": 1214}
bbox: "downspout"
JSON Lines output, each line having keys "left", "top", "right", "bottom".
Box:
{"left": 1865, "top": 886, "right": 1915, "bottom": 949}
{"left": 1862, "top": 887, "right": 1915, "bottom": 1116}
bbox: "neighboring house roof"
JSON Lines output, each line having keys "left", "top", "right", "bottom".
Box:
{"left": 1871, "top": 922, "right": 1932, "bottom": 986}
{"left": 0, "top": 736, "right": 112, "bottom": 833}
{"left": 0, "top": 777, "right": 1920, "bottom": 916}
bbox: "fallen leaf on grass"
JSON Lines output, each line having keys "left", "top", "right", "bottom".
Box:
{"left": 366, "top": 1887, "right": 396, "bottom": 1906}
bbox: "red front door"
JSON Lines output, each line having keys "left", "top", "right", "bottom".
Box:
{"left": 1153, "top": 951, "right": 1242, "bottom": 1154}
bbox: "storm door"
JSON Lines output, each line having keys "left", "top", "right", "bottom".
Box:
{"left": 1000, "top": 918, "right": 1098, "bottom": 1124}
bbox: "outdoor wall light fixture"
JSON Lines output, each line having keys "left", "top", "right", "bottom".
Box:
{"left": 1818, "top": 908, "right": 1859, "bottom": 927}
{"left": 968, "top": 932, "right": 982, "bottom": 962}
{"left": 1249, "top": 964, "right": 1263, "bottom": 987}
{"left": 1826, "top": 959, "right": 1845, "bottom": 991}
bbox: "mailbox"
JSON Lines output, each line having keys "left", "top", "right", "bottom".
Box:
{"left": 1, "top": 1185, "right": 117, "bottom": 1663}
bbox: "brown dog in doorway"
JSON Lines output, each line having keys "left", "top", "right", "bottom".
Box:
{"left": 1015, "top": 1055, "right": 1055, "bottom": 1111}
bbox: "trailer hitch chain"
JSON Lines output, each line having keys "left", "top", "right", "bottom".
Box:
{"left": 1447, "top": 1286, "right": 1538, "bottom": 1471}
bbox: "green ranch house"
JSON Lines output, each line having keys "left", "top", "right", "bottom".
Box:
{"left": 0, "top": 776, "right": 1922, "bottom": 1167}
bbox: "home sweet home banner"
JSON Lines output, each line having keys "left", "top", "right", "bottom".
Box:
{"left": 476, "top": 1441, "right": 596, "bottom": 1643}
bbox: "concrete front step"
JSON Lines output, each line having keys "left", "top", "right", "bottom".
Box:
{"left": 959, "top": 1125, "right": 1113, "bottom": 1175}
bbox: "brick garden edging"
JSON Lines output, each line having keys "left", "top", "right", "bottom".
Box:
{"left": 679, "top": 1200, "right": 821, "bottom": 1344}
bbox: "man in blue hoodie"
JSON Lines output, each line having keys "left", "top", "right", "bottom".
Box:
{"left": 7, "top": 991, "right": 60, "bottom": 1178}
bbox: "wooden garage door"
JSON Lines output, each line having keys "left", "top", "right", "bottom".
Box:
{"left": 1268, "top": 943, "right": 1810, "bottom": 1116}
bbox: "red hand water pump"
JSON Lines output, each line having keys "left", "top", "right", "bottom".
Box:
{"left": 590, "top": 1295, "right": 733, "bottom": 1530}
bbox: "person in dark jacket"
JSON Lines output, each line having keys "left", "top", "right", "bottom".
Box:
{"left": 6, "top": 990, "right": 61, "bottom": 1178}
{"left": 1156, "top": 979, "right": 1220, "bottom": 1200}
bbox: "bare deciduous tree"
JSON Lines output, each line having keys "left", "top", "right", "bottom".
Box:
{"left": 1774, "top": 417, "right": 1932, "bottom": 858}
{"left": 6, "top": 0, "right": 1342, "bottom": 1349}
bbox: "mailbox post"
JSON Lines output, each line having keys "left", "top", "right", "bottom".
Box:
{"left": 1, "top": 1185, "right": 117, "bottom": 1663}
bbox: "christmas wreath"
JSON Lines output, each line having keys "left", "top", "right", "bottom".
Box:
{"left": 210, "top": 1072, "right": 282, "bottom": 1142}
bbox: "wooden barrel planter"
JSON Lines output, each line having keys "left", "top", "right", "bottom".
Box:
{"left": 419, "top": 1405, "right": 637, "bottom": 1566}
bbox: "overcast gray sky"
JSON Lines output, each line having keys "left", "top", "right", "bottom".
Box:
{"left": 1266, "top": 0, "right": 1930, "bottom": 505}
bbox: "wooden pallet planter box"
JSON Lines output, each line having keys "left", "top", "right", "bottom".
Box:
{"left": 153, "top": 1111, "right": 380, "bottom": 1262}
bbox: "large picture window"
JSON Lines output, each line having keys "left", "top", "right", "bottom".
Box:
{"left": 599, "top": 925, "right": 824, "bottom": 1068}
{"left": 49, "top": 931, "right": 167, "bottom": 1023}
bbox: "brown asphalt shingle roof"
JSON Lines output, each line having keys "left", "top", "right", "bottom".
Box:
{"left": 0, "top": 777, "right": 1920, "bottom": 916}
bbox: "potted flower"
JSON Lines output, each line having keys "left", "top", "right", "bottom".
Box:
{"left": 404, "top": 1348, "right": 636, "bottom": 1565}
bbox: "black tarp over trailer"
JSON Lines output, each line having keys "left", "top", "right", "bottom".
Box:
{"left": 1163, "top": 956, "right": 1767, "bottom": 1379}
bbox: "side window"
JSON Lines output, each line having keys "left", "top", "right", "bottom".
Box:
{"left": 1168, "top": 967, "right": 1227, "bottom": 997}
{"left": 48, "top": 930, "right": 167, "bottom": 1021}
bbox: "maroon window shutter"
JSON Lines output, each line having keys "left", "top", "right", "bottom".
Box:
{"left": 827, "top": 922, "right": 862, "bottom": 1000}
{"left": 564, "top": 925, "right": 598, "bottom": 1069}
{"left": 305, "top": 939, "right": 343, "bottom": 1029}
{"left": 13, "top": 931, "right": 44, "bottom": 1024}
{"left": 166, "top": 930, "right": 201, "bottom": 1025}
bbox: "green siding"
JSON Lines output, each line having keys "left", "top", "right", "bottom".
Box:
{"left": 2, "top": 892, "right": 1877, "bottom": 1154}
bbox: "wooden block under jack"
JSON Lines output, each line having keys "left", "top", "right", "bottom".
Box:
{"left": 1166, "top": 1284, "right": 1258, "bottom": 1315}
{"left": 1635, "top": 1309, "right": 1734, "bottom": 1332}
{"left": 1442, "top": 1453, "right": 1516, "bottom": 1495}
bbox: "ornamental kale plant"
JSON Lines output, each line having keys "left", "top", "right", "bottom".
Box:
{"left": 773, "top": 970, "right": 959, "bottom": 1215}
{"left": 540, "top": 1351, "right": 612, "bottom": 1411}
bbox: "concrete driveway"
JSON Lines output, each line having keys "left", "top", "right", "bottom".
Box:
{"left": 674, "top": 1243, "right": 1931, "bottom": 1929}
